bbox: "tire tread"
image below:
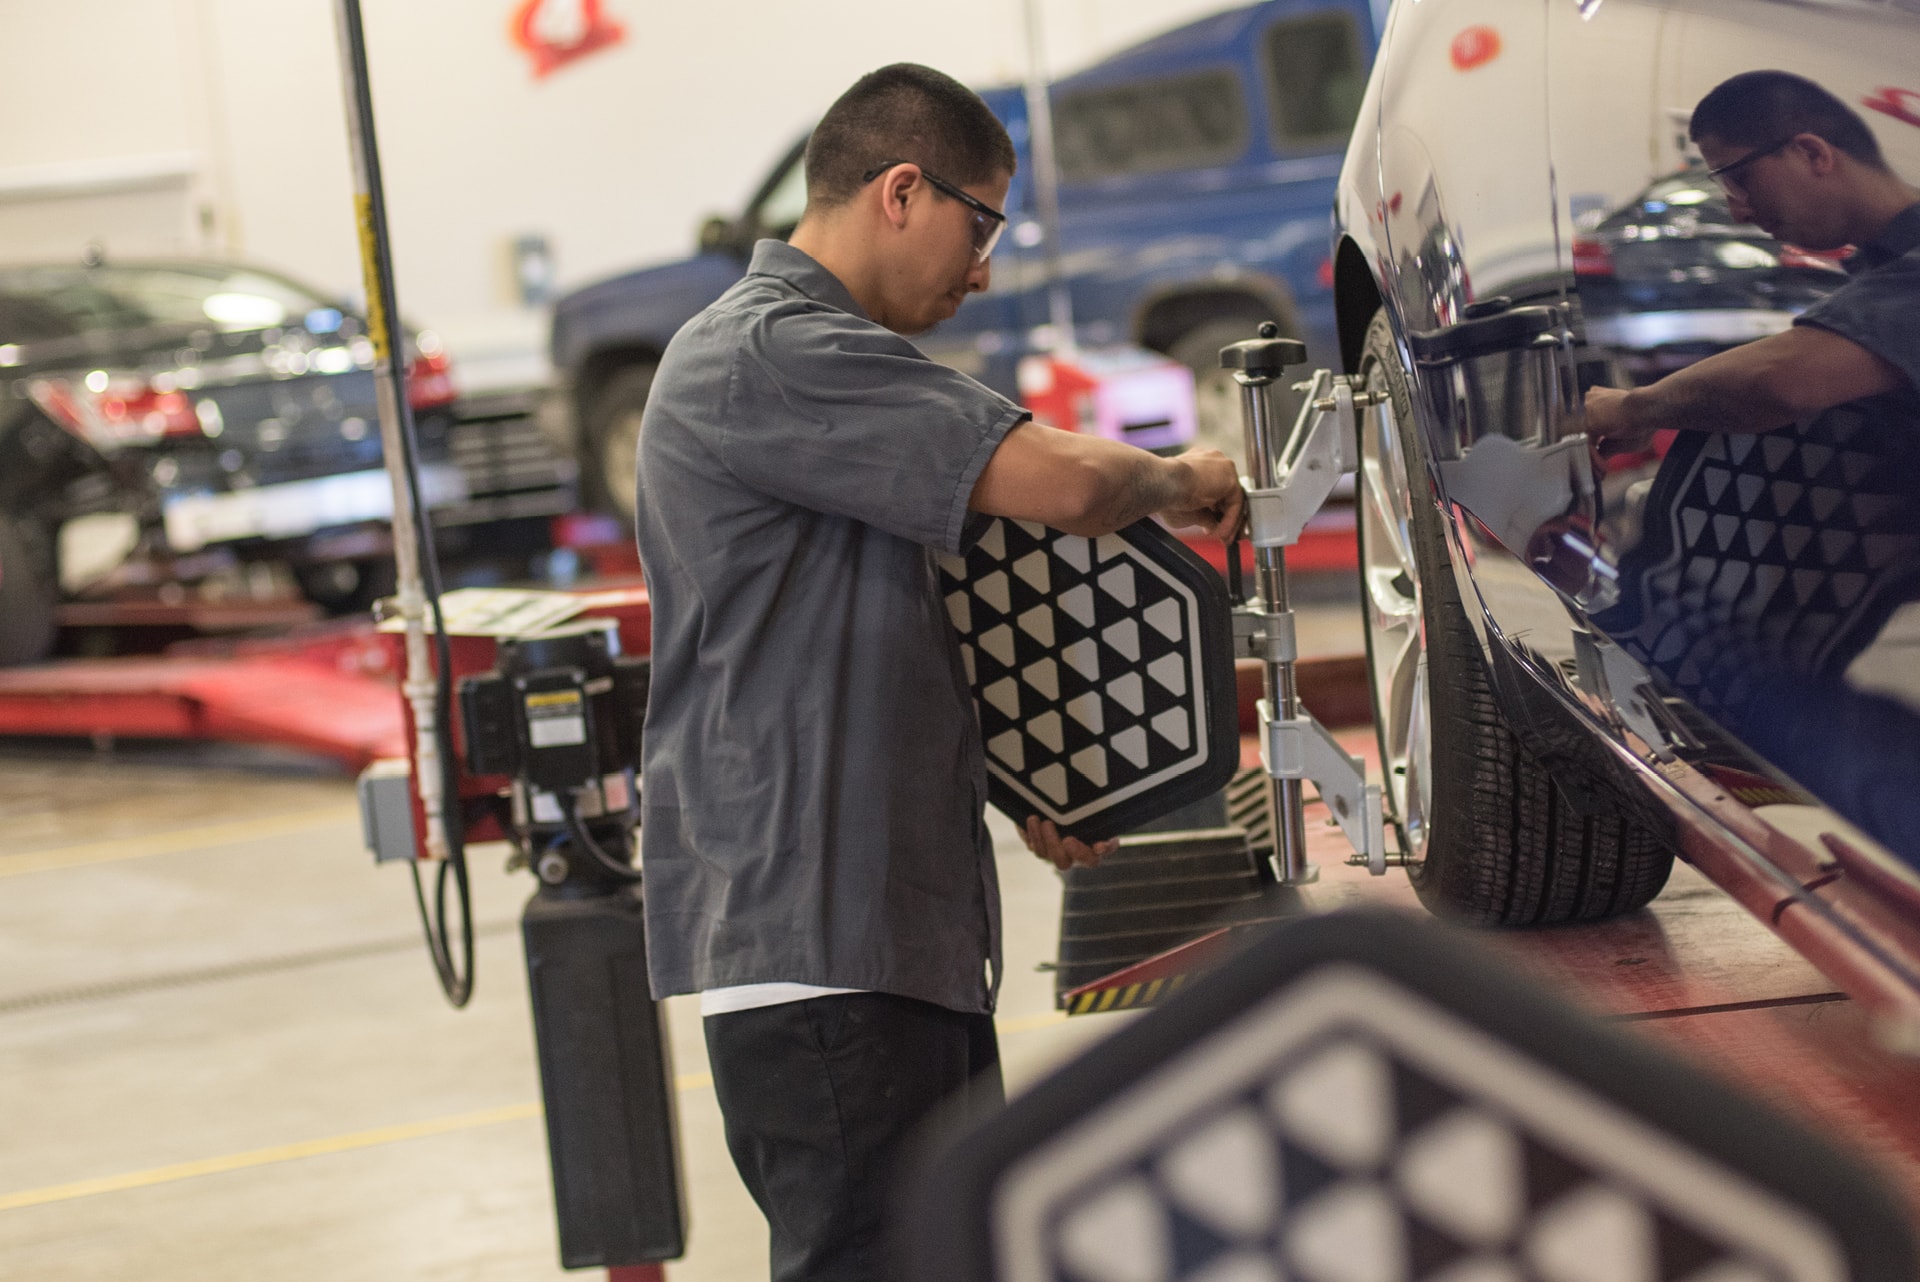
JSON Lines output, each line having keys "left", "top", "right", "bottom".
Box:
{"left": 1358, "top": 311, "right": 1672, "bottom": 926}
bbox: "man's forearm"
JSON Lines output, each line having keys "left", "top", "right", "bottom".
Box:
{"left": 969, "top": 421, "right": 1239, "bottom": 538}
{"left": 1615, "top": 369, "right": 1793, "bottom": 437}
{"left": 1599, "top": 323, "right": 1898, "bottom": 440}
{"left": 1092, "top": 453, "right": 1194, "bottom": 531}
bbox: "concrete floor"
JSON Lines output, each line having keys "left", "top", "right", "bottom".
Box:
{"left": 0, "top": 735, "right": 1141, "bottom": 1282}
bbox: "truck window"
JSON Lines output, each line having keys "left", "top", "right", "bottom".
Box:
{"left": 1054, "top": 68, "right": 1249, "bottom": 182}
{"left": 753, "top": 151, "right": 811, "bottom": 238}
{"left": 1263, "top": 10, "right": 1367, "bottom": 151}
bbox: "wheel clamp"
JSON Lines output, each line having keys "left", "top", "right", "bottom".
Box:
{"left": 1223, "top": 325, "right": 1395, "bottom": 880}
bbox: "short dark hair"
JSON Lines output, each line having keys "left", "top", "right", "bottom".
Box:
{"left": 804, "top": 63, "right": 1017, "bottom": 210}
{"left": 1690, "top": 70, "right": 1887, "bottom": 170}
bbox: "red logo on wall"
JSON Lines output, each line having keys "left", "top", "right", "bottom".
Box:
{"left": 1863, "top": 86, "right": 1920, "bottom": 130}
{"left": 1450, "top": 25, "right": 1502, "bottom": 72}
{"left": 512, "top": 0, "right": 625, "bottom": 79}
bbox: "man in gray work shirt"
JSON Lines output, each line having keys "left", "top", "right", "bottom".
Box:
{"left": 634, "top": 64, "right": 1244, "bottom": 1281}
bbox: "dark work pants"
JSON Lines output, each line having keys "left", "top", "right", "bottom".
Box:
{"left": 704, "top": 992, "right": 1003, "bottom": 1282}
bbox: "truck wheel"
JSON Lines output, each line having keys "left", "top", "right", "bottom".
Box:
{"left": 1354, "top": 310, "right": 1672, "bottom": 924}
{"left": 585, "top": 363, "right": 655, "bottom": 524}
{"left": 1169, "top": 317, "right": 1304, "bottom": 460}
{"left": 0, "top": 515, "right": 57, "bottom": 666}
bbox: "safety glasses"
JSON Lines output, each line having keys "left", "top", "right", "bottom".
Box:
{"left": 1706, "top": 135, "right": 1799, "bottom": 196}
{"left": 862, "top": 160, "right": 1007, "bottom": 262}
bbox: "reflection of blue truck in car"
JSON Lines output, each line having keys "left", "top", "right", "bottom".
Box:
{"left": 544, "top": 0, "right": 1381, "bottom": 517}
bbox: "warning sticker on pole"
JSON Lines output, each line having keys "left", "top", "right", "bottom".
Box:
{"left": 525, "top": 689, "right": 587, "bottom": 748}
{"left": 353, "top": 193, "right": 392, "bottom": 365}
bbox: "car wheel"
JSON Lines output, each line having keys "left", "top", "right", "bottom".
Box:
{"left": 295, "top": 557, "right": 397, "bottom": 616}
{"left": 0, "top": 515, "right": 57, "bottom": 667}
{"left": 1355, "top": 310, "right": 1672, "bottom": 925}
{"left": 585, "top": 363, "right": 655, "bottom": 524}
{"left": 1169, "top": 317, "right": 1305, "bottom": 461}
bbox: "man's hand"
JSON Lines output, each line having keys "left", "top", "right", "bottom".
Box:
{"left": 1584, "top": 386, "right": 1657, "bottom": 460}
{"left": 1158, "top": 448, "right": 1246, "bottom": 542}
{"left": 1022, "top": 816, "right": 1116, "bottom": 871}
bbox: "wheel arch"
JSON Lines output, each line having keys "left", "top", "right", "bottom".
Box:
{"left": 1333, "top": 236, "right": 1384, "bottom": 374}
{"left": 1132, "top": 276, "right": 1300, "bottom": 354}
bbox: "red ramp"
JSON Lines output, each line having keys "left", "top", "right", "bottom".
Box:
{"left": 0, "top": 652, "right": 405, "bottom": 772}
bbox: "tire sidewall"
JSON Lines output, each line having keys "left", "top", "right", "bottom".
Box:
{"left": 1356, "top": 311, "right": 1502, "bottom": 909}
{"left": 0, "top": 515, "right": 57, "bottom": 667}
{"left": 1355, "top": 309, "right": 1673, "bottom": 923}
{"left": 586, "top": 363, "right": 657, "bottom": 521}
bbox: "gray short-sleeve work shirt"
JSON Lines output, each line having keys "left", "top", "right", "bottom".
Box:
{"left": 1794, "top": 201, "right": 1920, "bottom": 395}
{"left": 634, "top": 240, "right": 1026, "bottom": 1015}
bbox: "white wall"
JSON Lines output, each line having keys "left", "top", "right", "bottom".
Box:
{"left": 0, "top": 0, "right": 1244, "bottom": 389}
{"left": 0, "top": 0, "right": 212, "bottom": 257}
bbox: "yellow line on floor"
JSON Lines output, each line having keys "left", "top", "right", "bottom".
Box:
{"left": 0, "top": 806, "right": 357, "bottom": 879}
{"left": 0, "top": 1102, "right": 540, "bottom": 1212}
{"left": 0, "top": 1019, "right": 1075, "bottom": 1212}
{"left": 0, "top": 1068, "right": 713, "bottom": 1214}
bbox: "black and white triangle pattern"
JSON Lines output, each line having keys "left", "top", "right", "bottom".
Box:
{"left": 939, "top": 519, "right": 1211, "bottom": 830}
{"left": 1024, "top": 1026, "right": 1817, "bottom": 1282}
{"left": 1599, "top": 403, "right": 1920, "bottom": 715}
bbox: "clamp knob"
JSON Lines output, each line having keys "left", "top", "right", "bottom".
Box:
{"left": 1219, "top": 321, "right": 1308, "bottom": 379}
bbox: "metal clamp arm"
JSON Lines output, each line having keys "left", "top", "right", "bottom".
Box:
{"left": 1232, "top": 607, "right": 1296, "bottom": 664}
{"left": 1244, "top": 373, "right": 1377, "bottom": 549}
{"left": 1261, "top": 700, "right": 1389, "bottom": 876}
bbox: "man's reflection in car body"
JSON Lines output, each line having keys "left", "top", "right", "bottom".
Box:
{"left": 1585, "top": 71, "right": 1920, "bottom": 864}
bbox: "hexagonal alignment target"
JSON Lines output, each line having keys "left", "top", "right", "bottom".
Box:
{"left": 905, "top": 912, "right": 1916, "bottom": 1282}
{"left": 940, "top": 518, "right": 1238, "bottom": 842}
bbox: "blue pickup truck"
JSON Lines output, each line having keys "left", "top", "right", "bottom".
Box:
{"left": 545, "top": 0, "right": 1383, "bottom": 517}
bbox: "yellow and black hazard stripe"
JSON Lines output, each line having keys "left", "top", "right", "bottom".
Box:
{"left": 1064, "top": 972, "right": 1191, "bottom": 1016}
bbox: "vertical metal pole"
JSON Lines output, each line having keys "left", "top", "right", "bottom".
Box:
{"left": 1021, "top": 0, "right": 1075, "bottom": 355}
{"left": 1238, "top": 376, "right": 1312, "bottom": 886}
{"left": 331, "top": 0, "right": 448, "bottom": 860}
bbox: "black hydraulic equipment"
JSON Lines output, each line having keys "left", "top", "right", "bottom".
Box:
{"left": 458, "top": 624, "right": 685, "bottom": 1267}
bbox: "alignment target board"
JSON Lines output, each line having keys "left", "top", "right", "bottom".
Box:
{"left": 939, "top": 518, "right": 1237, "bottom": 842}
{"left": 905, "top": 912, "right": 1917, "bottom": 1282}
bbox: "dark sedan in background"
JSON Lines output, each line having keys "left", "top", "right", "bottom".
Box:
{"left": 1575, "top": 164, "right": 1853, "bottom": 389}
{"left": 0, "top": 259, "right": 572, "bottom": 664}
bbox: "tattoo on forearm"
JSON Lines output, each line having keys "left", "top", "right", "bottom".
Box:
{"left": 1114, "top": 455, "right": 1183, "bottom": 526}
{"left": 1638, "top": 381, "right": 1751, "bottom": 434}
{"left": 1631, "top": 363, "right": 1797, "bottom": 437}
